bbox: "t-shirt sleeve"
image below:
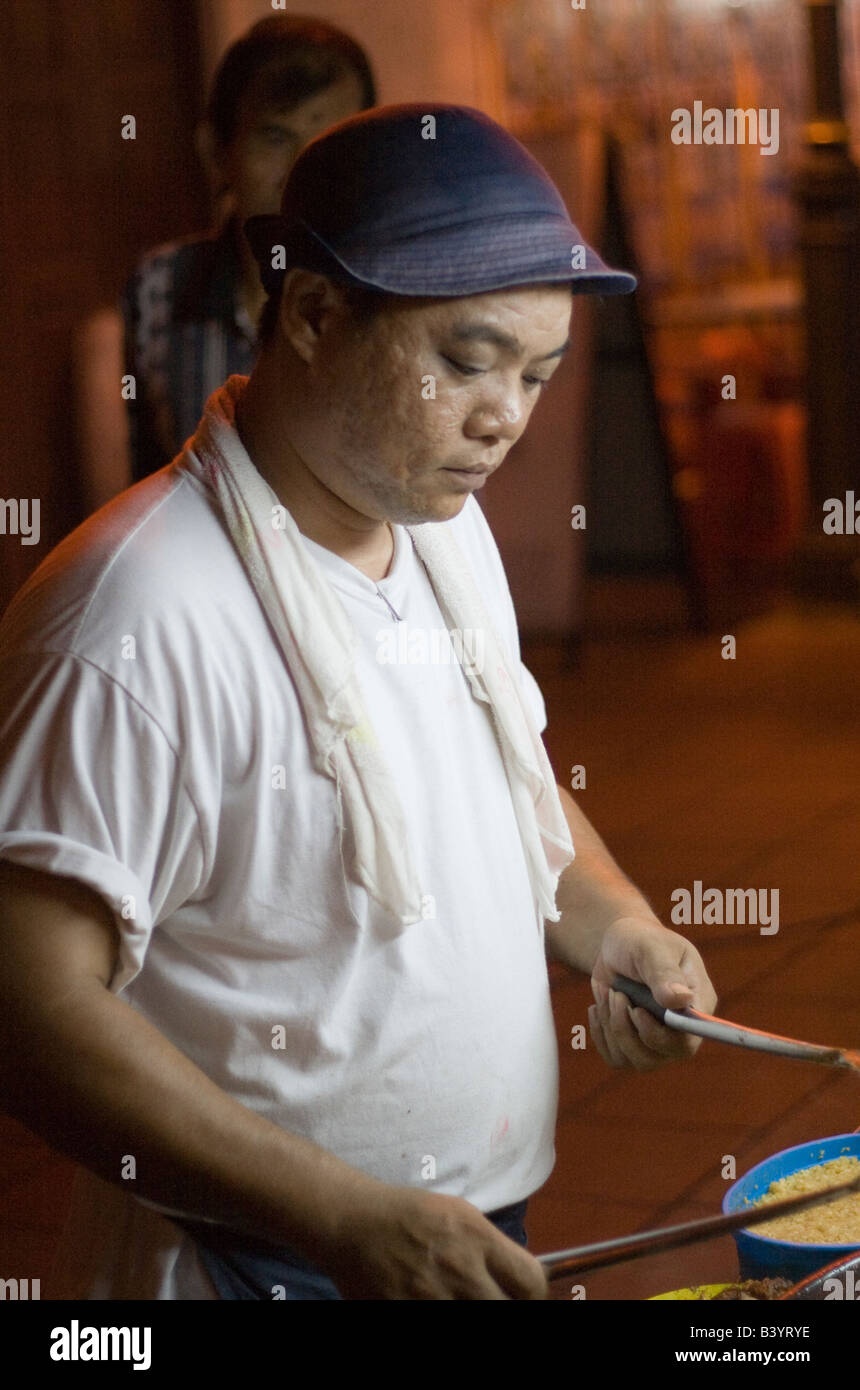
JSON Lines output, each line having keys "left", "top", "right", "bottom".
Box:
{"left": 0, "top": 650, "right": 205, "bottom": 994}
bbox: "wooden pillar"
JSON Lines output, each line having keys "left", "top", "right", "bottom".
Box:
{"left": 792, "top": 0, "right": 860, "bottom": 596}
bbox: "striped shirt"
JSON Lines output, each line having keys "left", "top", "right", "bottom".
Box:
{"left": 122, "top": 220, "right": 258, "bottom": 481}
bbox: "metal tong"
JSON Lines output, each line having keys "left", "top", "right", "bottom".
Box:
{"left": 611, "top": 974, "right": 860, "bottom": 1073}
{"left": 537, "top": 1169, "right": 860, "bottom": 1280}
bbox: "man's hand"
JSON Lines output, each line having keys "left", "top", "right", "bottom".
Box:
{"left": 588, "top": 916, "right": 717, "bottom": 1071}
{"left": 324, "top": 1183, "right": 548, "bottom": 1300}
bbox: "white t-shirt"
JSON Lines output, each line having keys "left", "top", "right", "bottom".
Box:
{"left": 0, "top": 459, "right": 561, "bottom": 1299}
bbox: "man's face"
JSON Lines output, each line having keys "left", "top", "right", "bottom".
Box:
{"left": 296, "top": 283, "right": 573, "bottom": 525}
{"left": 219, "top": 71, "right": 366, "bottom": 221}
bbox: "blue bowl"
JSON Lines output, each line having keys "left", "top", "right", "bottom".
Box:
{"left": 722, "top": 1134, "right": 860, "bottom": 1283}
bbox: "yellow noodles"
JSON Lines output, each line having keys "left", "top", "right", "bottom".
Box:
{"left": 749, "top": 1154, "right": 860, "bottom": 1244}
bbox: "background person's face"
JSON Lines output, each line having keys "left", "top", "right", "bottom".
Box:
{"left": 220, "top": 71, "right": 366, "bottom": 221}
{"left": 295, "top": 283, "right": 574, "bottom": 526}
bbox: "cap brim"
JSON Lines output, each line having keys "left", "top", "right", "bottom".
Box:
{"left": 245, "top": 214, "right": 637, "bottom": 297}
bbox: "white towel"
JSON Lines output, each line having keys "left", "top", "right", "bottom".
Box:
{"left": 179, "top": 376, "right": 574, "bottom": 928}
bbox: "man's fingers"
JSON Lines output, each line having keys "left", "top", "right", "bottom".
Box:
{"left": 589, "top": 1000, "right": 626, "bottom": 1068}
{"left": 627, "top": 1003, "right": 701, "bottom": 1059}
{"left": 485, "top": 1239, "right": 548, "bottom": 1301}
{"left": 591, "top": 991, "right": 703, "bottom": 1073}
{"left": 638, "top": 941, "right": 717, "bottom": 1016}
{"left": 453, "top": 1269, "right": 509, "bottom": 1301}
{"left": 612, "top": 989, "right": 698, "bottom": 1070}
{"left": 647, "top": 972, "right": 695, "bottom": 1011}
{"left": 588, "top": 1003, "right": 612, "bottom": 1065}
{"left": 435, "top": 1222, "right": 547, "bottom": 1301}
{"left": 607, "top": 988, "right": 667, "bottom": 1070}
{"left": 591, "top": 976, "right": 609, "bottom": 1009}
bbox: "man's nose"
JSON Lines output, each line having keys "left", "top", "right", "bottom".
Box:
{"left": 463, "top": 387, "right": 526, "bottom": 443}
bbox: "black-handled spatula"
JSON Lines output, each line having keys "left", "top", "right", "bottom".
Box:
{"left": 612, "top": 974, "right": 860, "bottom": 1073}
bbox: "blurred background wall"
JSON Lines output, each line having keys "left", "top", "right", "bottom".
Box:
{"left": 0, "top": 1, "right": 209, "bottom": 609}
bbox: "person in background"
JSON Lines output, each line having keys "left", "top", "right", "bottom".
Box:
{"left": 75, "top": 15, "right": 375, "bottom": 508}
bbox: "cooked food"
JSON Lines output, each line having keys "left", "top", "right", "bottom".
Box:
{"left": 710, "top": 1277, "right": 792, "bottom": 1300}
{"left": 748, "top": 1154, "right": 860, "bottom": 1243}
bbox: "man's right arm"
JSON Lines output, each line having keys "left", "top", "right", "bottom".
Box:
{"left": 0, "top": 860, "right": 547, "bottom": 1300}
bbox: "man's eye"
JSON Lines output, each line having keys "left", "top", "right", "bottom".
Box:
{"left": 442, "top": 356, "right": 483, "bottom": 376}
{"left": 443, "top": 355, "right": 551, "bottom": 390}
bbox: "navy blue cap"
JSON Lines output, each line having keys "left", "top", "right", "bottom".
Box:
{"left": 245, "top": 103, "right": 636, "bottom": 298}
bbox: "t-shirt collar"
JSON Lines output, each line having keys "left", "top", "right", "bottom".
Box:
{"left": 300, "top": 522, "right": 411, "bottom": 610}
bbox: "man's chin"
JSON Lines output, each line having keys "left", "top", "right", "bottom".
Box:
{"left": 389, "top": 493, "right": 470, "bottom": 526}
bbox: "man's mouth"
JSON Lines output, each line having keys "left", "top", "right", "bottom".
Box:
{"left": 441, "top": 466, "right": 495, "bottom": 490}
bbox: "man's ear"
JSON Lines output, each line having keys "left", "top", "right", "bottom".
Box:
{"left": 277, "top": 270, "right": 350, "bottom": 365}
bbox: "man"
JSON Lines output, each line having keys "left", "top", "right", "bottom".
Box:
{"left": 0, "top": 105, "right": 716, "bottom": 1301}
{"left": 78, "top": 15, "right": 375, "bottom": 508}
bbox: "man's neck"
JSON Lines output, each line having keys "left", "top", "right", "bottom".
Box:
{"left": 234, "top": 364, "right": 395, "bottom": 583}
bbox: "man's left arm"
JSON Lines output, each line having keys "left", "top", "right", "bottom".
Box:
{"left": 547, "top": 784, "right": 717, "bottom": 1071}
